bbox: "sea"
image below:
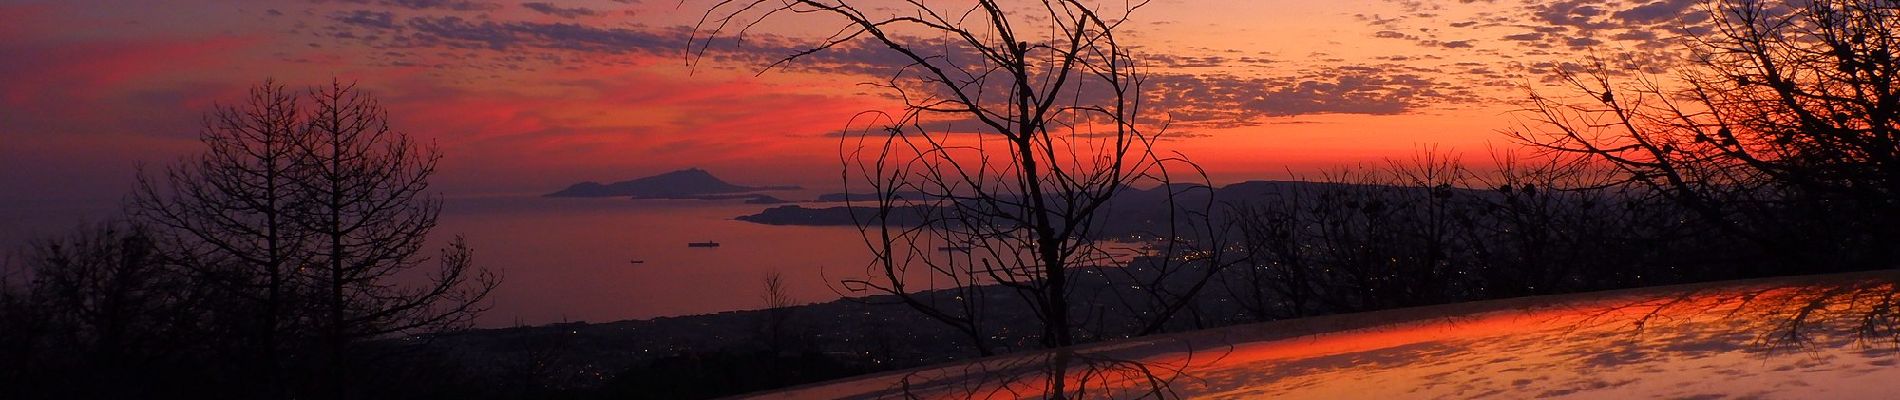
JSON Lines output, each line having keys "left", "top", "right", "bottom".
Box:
{"left": 0, "top": 192, "right": 882, "bottom": 328}
{"left": 435, "top": 193, "right": 875, "bottom": 327}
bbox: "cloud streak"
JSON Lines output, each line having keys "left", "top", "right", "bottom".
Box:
{"left": 521, "top": 2, "right": 600, "bottom": 19}
{"left": 317, "top": 6, "right": 1478, "bottom": 125}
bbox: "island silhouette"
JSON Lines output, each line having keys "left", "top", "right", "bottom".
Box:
{"left": 546, "top": 168, "right": 801, "bottom": 199}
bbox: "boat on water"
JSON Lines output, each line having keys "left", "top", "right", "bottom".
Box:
{"left": 687, "top": 241, "right": 721, "bottom": 248}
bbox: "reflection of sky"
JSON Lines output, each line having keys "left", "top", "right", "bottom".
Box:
{"left": 759, "top": 274, "right": 1900, "bottom": 399}
{"left": 2, "top": 0, "right": 1716, "bottom": 207}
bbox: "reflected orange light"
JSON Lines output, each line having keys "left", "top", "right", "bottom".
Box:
{"left": 759, "top": 276, "right": 1900, "bottom": 399}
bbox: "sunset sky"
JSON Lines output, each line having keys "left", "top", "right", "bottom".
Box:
{"left": 0, "top": 0, "right": 1708, "bottom": 206}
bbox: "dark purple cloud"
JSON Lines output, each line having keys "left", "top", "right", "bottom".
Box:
{"left": 1356, "top": 0, "right": 1722, "bottom": 86}
{"left": 335, "top": 10, "right": 397, "bottom": 30}
{"left": 381, "top": 0, "right": 501, "bottom": 11}
{"left": 1376, "top": 30, "right": 1418, "bottom": 40}
{"left": 1146, "top": 67, "right": 1474, "bottom": 128}
{"left": 1531, "top": 0, "right": 1616, "bottom": 30}
{"left": 1612, "top": 0, "right": 1701, "bottom": 25}
{"left": 1503, "top": 32, "right": 1545, "bottom": 41}
{"left": 313, "top": 1, "right": 1491, "bottom": 126}
{"left": 521, "top": 2, "right": 599, "bottom": 19}
{"left": 309, "top": 0, "right": 501, "bottom": 11}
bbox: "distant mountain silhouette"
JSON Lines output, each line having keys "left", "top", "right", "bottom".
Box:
{"left": 546, "top": 168, "right": 800, "bottom": 198}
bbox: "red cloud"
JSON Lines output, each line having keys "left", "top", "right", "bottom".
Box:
{"left": 0, "top": 35, "right": 257, "bottom": 107}
{"left": 348, "top": 60, "right": 882, "bottom": 192}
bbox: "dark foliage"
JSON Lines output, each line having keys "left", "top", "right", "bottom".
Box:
{"left": 0, "top": 80, "right": 496, "bottom": 400}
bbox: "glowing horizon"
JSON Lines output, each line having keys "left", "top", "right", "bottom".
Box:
{"left": 0, "top": 0, "right": 1708, "bottom": 204}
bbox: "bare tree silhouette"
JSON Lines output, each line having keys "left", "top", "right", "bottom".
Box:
{"left": 128, "top": 80, "right": 496, "bottom": 398}
{"left": 298, "top": 79, "right": 498, "bottom": 397}
{"left": 692, "top": 1, "right": 1220, "bottom": 397}
{"left": 131, "top": 81, "right": 314, "bottom": 394}
{"left": 696, "top": 0, "right": 1210, "bottom": 346}
{"left": 759, "top": 270, "right": 800, "bottom": 354}
{"left": 1514, "top": 0, "right": 1900, "bottom": 273}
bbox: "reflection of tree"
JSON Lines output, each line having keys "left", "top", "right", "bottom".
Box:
{"left": 862, "top": 273, "right": 1900, "bottom": 398}
{"left": 1574, "top": 272, "right": 1900, "bottom": 350}
{"left": 1506, "top": 0, "right": 1900, "bottom": 353}
{"left": 879, "top": 341, "right": 1222, "bottom": 399}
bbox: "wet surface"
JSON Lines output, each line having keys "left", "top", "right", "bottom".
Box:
{"left": 755, "top": 272, "right": 1900, "bottom": 399}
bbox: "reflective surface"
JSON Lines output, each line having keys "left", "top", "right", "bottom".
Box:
{"left": 756, "top": 274, "right": 1900, "bottom": 399}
